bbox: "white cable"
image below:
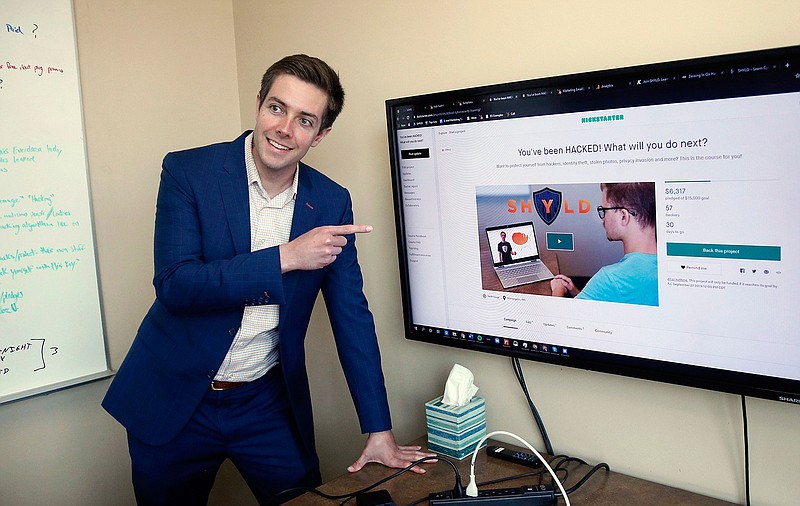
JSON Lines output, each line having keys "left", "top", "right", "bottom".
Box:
{"left": 465, "top": 430, "right": 571, "bottom": 506}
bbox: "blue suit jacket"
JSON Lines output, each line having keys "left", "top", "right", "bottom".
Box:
{"left": 102, "top": 132, "right": 391, "bottom": 452}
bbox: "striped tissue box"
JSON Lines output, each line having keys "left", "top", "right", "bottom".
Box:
{"left": 425, "top": 395, "right": 486, "bottom": 459}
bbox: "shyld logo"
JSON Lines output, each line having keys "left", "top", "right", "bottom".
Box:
{"left": 506, "top": 187, "right": 592, "bottom": 224}
{"left": 533, "top": 187, "right": 562, "bottom": 225}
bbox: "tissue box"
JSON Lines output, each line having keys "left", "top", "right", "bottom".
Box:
{"left": 425, "top": 395, "right": 486, "bottom": 459}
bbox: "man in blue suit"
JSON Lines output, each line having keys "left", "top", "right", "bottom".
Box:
{"left": 102, "top": 54, "right": 433, "bottom": 504}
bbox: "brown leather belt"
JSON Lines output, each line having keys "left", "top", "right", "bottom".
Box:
{"left": 210, "top": 380, "right": 249, "bottom": 391}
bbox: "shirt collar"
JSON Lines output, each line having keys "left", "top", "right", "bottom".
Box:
{"left": 244, "top": 132, "right": 299, "bottom": 201}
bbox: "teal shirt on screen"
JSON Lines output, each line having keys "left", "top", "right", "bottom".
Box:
{"left": 576, "top": 252, "right": 658, "bottom": 306}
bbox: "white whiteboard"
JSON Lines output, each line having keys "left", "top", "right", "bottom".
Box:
{"left": 0, "top": 0, "right": 111, "bottom": 404}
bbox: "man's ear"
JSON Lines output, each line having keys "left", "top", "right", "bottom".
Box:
{"left": 311, "top": 127, "right": 332, "bottom": 147}
{"left": 622, "top": 208, "right": 637, "bottom": 227}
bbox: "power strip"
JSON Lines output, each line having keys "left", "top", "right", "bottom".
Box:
{"left": 429, "top": 485, "right": 555, "bottom": 505}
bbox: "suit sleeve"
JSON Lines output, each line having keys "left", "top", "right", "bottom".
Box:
{"left": 321, "top": 190, "right": 392, "bottom": 434}
{"left": 152, "top": 151, "right": 286, "bottom": 313}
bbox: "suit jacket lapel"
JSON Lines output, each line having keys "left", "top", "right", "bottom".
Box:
{"left": 290, "top": 163, "right": 317, "bottom": 240}
{"left": 281, "top": 164, "right": 317, "bottom": 328}
{"left": 220, "top": 132, "right": 252, "bottom": 256}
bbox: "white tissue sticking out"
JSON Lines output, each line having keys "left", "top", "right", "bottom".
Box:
{"left": 442, "top": 363, "right": 479, "bottom": 407}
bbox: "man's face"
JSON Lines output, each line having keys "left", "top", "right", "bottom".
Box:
{"left": 252, "top": 74, "right": 331, "bottom": 178}
{"left": 500, "top": 232, "right": 506, "bottom": 241}
{"left": 600, "top": 191, "right": 623, "bottom": 242}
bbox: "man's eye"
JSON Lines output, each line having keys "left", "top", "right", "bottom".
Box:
{"left": 270, "top": 104, "right": 282, "bottom": 113}
{"left": 299, "top": 118, "right": 313, "bottom": 127}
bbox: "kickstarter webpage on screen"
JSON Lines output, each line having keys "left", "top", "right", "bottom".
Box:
{"left": 396, "top": 90, "right": 800, "bottom": 382}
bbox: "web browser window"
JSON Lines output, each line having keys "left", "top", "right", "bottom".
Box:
{"left": 388, "top": 47, "right": 800, "bottom": 398}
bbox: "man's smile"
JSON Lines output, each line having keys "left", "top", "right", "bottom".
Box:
{"left": 268, "top": 138, "right": 291, "bottom": 151}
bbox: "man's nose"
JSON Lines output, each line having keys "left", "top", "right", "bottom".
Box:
{"left": 276, "top": 117, "right": 293, "bottom": 137}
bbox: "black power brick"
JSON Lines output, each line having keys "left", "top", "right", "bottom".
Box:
{"left": 356, "top": 489, "right": 396, "bottom": 506}
{"left": 429, "top": 484, "right": 556, "bottom": 505}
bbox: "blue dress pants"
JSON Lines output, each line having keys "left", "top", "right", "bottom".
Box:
{"left": 127, "top": 366, "right": 322, "bottom": 505}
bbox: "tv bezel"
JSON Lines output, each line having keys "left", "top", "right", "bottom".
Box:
{"left": 385, "top": 45, "right": 800, "bottom": 405}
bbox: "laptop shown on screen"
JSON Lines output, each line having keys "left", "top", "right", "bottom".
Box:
{"left": 485, "top": 222, "right": 554, "bottom": 289}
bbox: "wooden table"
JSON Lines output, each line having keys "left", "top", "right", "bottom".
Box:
{"left": 287, "top": 437, "right": 735, "bottom": 505}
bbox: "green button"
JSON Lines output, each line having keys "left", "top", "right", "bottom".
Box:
{"left": 666, "top": 242, "right": 780, "bottom": 261}
{"left": 547, "top": 232, "right": 574, "bottom": 251}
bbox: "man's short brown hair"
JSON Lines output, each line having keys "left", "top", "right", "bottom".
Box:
{"left": 601, "top": 182, "right": 656, "bottom": 229}
{"left": 257, "top": 54, "right": 345, "bottom": 132}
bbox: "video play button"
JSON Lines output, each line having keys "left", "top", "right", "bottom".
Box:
{"left": 546, "top": 232, "right": 574, "bottom": 251}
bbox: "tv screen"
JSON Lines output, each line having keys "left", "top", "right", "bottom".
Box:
{"left": 386, "top": 46, "right": 800, "bottom": 404}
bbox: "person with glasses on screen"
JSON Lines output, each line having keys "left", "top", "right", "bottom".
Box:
{"left": 550, "top": 182, "right": 658, "bottom": 306}
{"left": 102, "top": 54, "right": 434, "bottom": 505}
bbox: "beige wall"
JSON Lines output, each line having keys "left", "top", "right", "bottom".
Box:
{"left": 0, "top": 1, "right": 798, "bottom": 505}
{"left": 233, "top": 1, "right": 800, "bottom": 505}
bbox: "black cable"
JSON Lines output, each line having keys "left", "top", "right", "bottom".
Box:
{"left": 467, "top": 457, "right": 608, "bottom": 498}
{"left": 741, "top": 395, "right": 751, "bottom": 506}
{"left": 511, "top": 357, "right": 554, "bottom": 455}
{"left": 275, "top": 456, "right": 450, "bottom": 504}
{"left": 562, "top": 462, "right": 610, "bottom": 495}
{"left": 550, "top": 456, "right": 577, "bottom": 483}
{"left": 551, "top": 455, "right": 588, "bottom": 469}
{"left": 344, "top": 456, "right": 453, "bottom": 503}
{"left": 476, "top": 468, "right": 562, "bottom": 487}
{"left": 403, "top": 454, "right": 470, "bottom": 505}
{"left": 509, "top": 358, "right": 611, "bottom": 501}
{"left": 404, "top": 496, "right": 429, "bottom": 506}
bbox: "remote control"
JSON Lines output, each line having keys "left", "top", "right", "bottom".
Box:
{"left": 486, "top": 445, "right": 542, "bottom": 468}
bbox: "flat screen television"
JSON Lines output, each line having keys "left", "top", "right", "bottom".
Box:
{"left": 385, "top": 46, "right": 800, "bottom": 404}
